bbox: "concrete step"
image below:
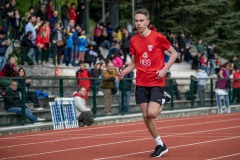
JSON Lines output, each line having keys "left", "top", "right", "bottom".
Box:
{"left": 0, "top": 105, "right": 239, "bottom": 136}
{"left": 0, "top": 98, "right": 220, "bottom": 125}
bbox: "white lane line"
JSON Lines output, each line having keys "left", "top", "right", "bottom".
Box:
{"left": 93, "top": 136, "right": 240, "bottom": 160}
{"left": 1, "top": 126, "right": 240, "bottom": 160}
{"left": 0, "top": 118, "right": 239, "bottom": 149}
{"left": 1, "top": 113, "right": 239, "bottom": 140}
{"left": 206, "top": 153, "right": 240, "bottom": 160}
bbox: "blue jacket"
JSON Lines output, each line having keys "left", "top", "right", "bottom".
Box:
{"left": 65, "top": 32, "right": 77, "bottom": 49}
{"left": 78, "top": 35, "right": 87, "bottom": 47}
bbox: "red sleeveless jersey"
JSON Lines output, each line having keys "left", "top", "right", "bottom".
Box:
{"left": 130, "top": 31, "right": 171, "bottom": 87}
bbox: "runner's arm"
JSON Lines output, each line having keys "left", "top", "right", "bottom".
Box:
{"left": 118, "top": 55, "right": 136, "bottom": 79}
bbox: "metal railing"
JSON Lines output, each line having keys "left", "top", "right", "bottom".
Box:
{"left": 0, "top": 77, "right": 239, "bottom": 127}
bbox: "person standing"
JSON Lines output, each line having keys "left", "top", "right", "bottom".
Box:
{"left": 118, "top": 9, "right": 178, "bottom": 158}
{"left": 0, "top": 30, "right": 8, "bottom": 70}
{"left": 231, "top": 67, "right": 240, "bottom": 103}
{"left": 101, "top": 62, "right": 118, "bottom": 115}
{"left": 215, "top": 63, "right": 230, "bottom": 114}
{"left": 76, "top": 62, "right": 91, "bottom": 100}
{"left": 61, "top": 1, "right": 70, "bottom": 29}
{"left": 118, "top": 62, "right": 134, "bottom": 114}
{"left": 196, "top": 66, "right": 208, "bottom": 107}
{"left": 207, "top": 44, "right": 216, "bottom": 75}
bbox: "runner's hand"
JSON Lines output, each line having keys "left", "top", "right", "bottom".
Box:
{"left": 156, "top": 69, "right": 167, "bottom": 79}
{"left": 118, "top": 70, "right": 125, "bottom": 80}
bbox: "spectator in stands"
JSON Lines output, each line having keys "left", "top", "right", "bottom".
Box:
{"left": 207, "top": 43, "right": 216, "bottom": 75}
{"left": 106, "top": 22, "right": 113, "bottom": 36}
{"left": 73, "top": 86, "right": 94, "bottom": 126}
{"left": 20, "top": 31, "right": 37, "bottom": 65}
{"left": 35, "top": 17, "right": 43, "bottom": 31}
{"left": 192, "top": 52, "right": 201, "bottom": 70}
{"left": 84, "top": 44, "right": 98, "bottom": 67}
{"left": 90, "top": 63, "right": 104, "bottom": 95}
{"left": 178, "top": 31, "right": 186, "bottom": 62}
{"left": 49, "top": 10, "right": 60, "bottom": 30}
{"left": 38, "top": 21, "right": 51, "bottom": 65}
{"left": 196, "top": 66, "right": 208, "bottom": 107}
{"left": 63, "top": 25, "right": 77, "bottom": 67}
{"left": 3, "top": 80, "right": 45, "bottom": 122}
{"left": 0, "top": 30, "right": 9, "bottom": 70}
{"left": 61, "top": 1, "right": 70, "bottom": 29}
{"left": 93, "top": 24, "right": 102, "bottom": 46}
{"left": 1, "top": 1, "right": 13, "bottom": 33}
{"left": 17, "top": 68, "right": 43, "bottom": 110}
{"left": 76, "top": 62, "right": 91, "bottom": 100}
{"left": 215, "top": 57, "right": 221, "bottom": 67}
{"left": 76, "top": 3, "right": 85, "bottom": 27}
{"left": 101, "top": 62, "right": 118, "bottom": 115}
{"left": 184, "top": 47, "right": 193, "bottom": 64}
{"left": 52, "top": 23, "right": 65, "bottom": 65}
{"left": 111, "top": 52, "right": 123, "bottom": 70}
{"left": 118, "top": 62, "right": 134, "bottom": 114}
{"left": 122, "top": 27, "right": 132, "bottom": 63}
{"left": 78, "top": 29, "right": 87, "bottom": 62}
{"left": 35, "top": 30, "right": 46, "bottom": 64}
{"left": 167, "top": 32, "right": 176, "bottom": 45}
{"left": 28, "top": 6, "right": 35, "bottom": 16}
{"left": 0, "top": 56, "right": 18, "bottom": 77}
{"left": 10, "top": 0, "right": 16, "bottom": 11}
{"left": 231, "top": 66, "right": 240, "bottom": 103}
{"left": 116, "top": 27, "right": 122, "bottom": 43}
{"left": 72, "top": 24, "right": 81, "bottom": 66}
{"left": 196, "top": 39, "right": 204, "bottom": 55}
{"left": 215, "top": 63, "right": 230, "bottom": 114}
{"left": 125, "top": 21, "right": 133, "bottom": 33}
{"left": 25, "top": 15, "right": 37, "bottom": 64}
{"left": 69, "top": 2, "right": 76, "bottom": 24}
{"left": 99, "top": 28, "right": 111, "bottom": 49}
{"left": 107, "top": 41, "right": 121, "bottom": 59}
{"left": 35, "top": 0, "right": 44, "bottom": 10}
{"left": 46, "top": 0, "right": 54, "bottom": 20}
{"left": 10, "top": 9, "right": 21, "bottom": 40}
{"left": 200, "top": 54, "right": 209, "bottom": 74}
{"left": 165, "top": 72, "right": 181, "bottom": 100}
{"left": 36, "top": 4, "right": 48, "bottom": 21}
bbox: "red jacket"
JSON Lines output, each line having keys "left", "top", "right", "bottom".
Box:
{"left": 70, "top": 8, "right": 76, "bottom": 23}
{"left": 76, "top": 69, "right": 91, "bottom": 89}
{"left": 233, "top": 72, "right": 240, "bottom": 88}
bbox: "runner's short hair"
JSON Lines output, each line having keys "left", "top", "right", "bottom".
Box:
{"left": 134, "top": 8, "right": 149, "bottom": 20}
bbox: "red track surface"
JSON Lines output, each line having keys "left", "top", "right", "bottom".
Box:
{"left": 0, "top": 113, "right": 240, "bottom": 160}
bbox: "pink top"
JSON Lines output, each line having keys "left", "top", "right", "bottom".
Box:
{"left": 112, "top": 56, "right": 123, "bottom": 69}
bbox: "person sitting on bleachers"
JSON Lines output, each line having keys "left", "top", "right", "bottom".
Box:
{"left": 3, "top": 80, "right": 45, "bottom": 123}
{"left": 73, "top": 86, "right": 94, "bottom": 127}
{"left": 16, "top": 67, "right": 44, "bottom": 110}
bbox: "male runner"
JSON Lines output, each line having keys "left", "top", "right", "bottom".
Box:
{"left": 118, "top": 9, "right": 178, "bottom": 158}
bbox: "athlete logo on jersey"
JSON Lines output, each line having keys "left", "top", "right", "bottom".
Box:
{"left": 140, "top": 52, "right": 151, "bottom": 66}
{"left": 142, "top": 52, "right": 148, "bottom": 58}
{"left": 148, "top": 45, "right": 153, "bottom": 51}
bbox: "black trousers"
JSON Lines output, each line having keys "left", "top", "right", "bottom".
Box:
{"left": 78, "top": 111, "right": 94, "bottom": 126}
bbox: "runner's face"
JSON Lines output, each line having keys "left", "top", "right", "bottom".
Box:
{"left": 134, "top": 14, "right": 150, "bottom": 33}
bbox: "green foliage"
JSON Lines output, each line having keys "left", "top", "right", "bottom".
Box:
{"left": 156, "top": 0, "right": 240, "bottom": 58}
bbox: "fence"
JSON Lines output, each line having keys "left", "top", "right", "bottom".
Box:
{"left": 0, "top": 77, "right": 239, "bottom": 127}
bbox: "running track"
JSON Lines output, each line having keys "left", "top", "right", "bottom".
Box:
{"left": 0, "top": 113, "right": 240, "bottom": 160}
